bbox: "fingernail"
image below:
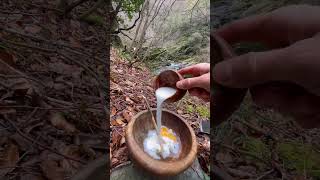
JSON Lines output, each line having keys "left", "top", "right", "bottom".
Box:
{"left": 213, "top": 62, "right": 231, "bottom": 84}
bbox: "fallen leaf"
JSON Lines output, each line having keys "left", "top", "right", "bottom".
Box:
{"left": 41, "top": 160, "right": 64, "bottom": 180}
{"left": 177, "top": 110, "right": 183, "bottom": 114}
{"left": 111, "top": 130, "right": 123, "bottom": 150}
{"left": 125, "top": 96, "right": 134, "bottom": 104}
{"left": 111, "top": 119, "right": 118, "bottom": 126}
{"left": 69, "top": 37, "right": 82, "bottom": 48}
{"left": 24, "top": 25, "right": 42, "bottom": 34}
{"left": 111, "top": 107, "right": 117, "bottom": 116}
{"left": 48, "top": 62, "right": 83, "bottom": 78}
{"left": 115, "top": 118, "right": 125, "bottom": 125}
{"left": 61, "top": 145, "right": 82, "bottom": 175}
{"left": 50, "top": 112, "right": 78, "bottom": 134}
{"left": 110, "top": 81, "right": 123, "bottom": 93}
{"left": 0, "top": 141, "right": 19, "bottom": 177}
{"left": 0, "top": 50, "right": 16, "bottom": 67}
{"left": 124, "top": 80, "right": 135, "bottom": 87}
{"left": 122, "top": 110, "right": 133, "bottom": 122}
{"left": 10, "top": 133, "right": 31, "bottom": 152}
{"left": 120, "top": 136, "right": 125, "bottom": 146}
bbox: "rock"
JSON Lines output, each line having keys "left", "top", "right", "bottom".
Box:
{"left": 110, "top": 159, "right": 209, "bottom": 180}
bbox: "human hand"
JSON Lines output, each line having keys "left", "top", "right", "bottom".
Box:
{"left": 176, "top": 63, "right": 210, "bottom": 101}
{"left": 216, "top": 5, "right": 320, "bottom": 48}
{"left": 213, "top": 5, "right": 320, "bottom": 128}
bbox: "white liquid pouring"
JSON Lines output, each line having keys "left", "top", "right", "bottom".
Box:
{"left": 155, "top": 87, "right": 177, "bottom": 133}
{"left": 143, "top": 87, "right": 181, "bottom": 160}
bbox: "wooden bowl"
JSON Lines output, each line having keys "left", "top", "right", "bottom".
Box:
{"left": 126, "top": 109, "right": 197, "bottom": 177}
{"left": 153, "top": 70, "right": 187, "bottom": 102}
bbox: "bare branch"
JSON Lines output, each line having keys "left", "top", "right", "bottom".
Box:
{"left": 190, "top": 0, "right": 201, "bottom": 22}
{"left": 119, "top": 31, "right": 133, "bottom": 40}
{"left": 114, "top": 10, "right": 142, "bottom": 33}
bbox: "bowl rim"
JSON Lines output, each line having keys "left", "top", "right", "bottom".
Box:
{"left": 153, "top": 69, "right": 187, "bottom": 102}
{"left": 125, "top": 108, "right": 197, "bottom": 176}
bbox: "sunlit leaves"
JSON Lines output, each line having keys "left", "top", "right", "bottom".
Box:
{"left": 113, "top": 0, "right": 144, "bottom": 20}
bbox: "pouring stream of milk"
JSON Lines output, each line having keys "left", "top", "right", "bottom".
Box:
{"left": 155, "top": 87, "right": 177, "bottom": 134}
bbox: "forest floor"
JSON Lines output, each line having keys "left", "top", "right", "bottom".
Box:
{"left": 0, "top": 1, "right": 107, "bottom": 179}
{"left": 110, "top": 48, "right": 210, "bottom": 176}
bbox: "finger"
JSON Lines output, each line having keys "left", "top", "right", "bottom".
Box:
{"left": 215, "top": 14, "right": 270, "bottom": 45}
{"left": 213, "top": 48, "right": 288, "bottom": 88}
{"left": 176, "top": 73, "right": 210, "bottom": 91}
{"left": 178, "top": 63, "right": 209, "bottom": 76}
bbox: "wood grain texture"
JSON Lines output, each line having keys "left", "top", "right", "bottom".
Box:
{"left": 126, "top": 109, "right": 197, "bottom": 177}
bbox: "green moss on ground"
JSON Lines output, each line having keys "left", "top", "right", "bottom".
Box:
{"left": 242, "top": 137, "right": 271, "bottom": 170}
{"left": 196, "top": 105, "right": 210, "bottom": 119}
{"left": 186, "top": 105, "right": 194, "bottom": 113}
{"left": 277, "top": 142, "right": 320, "bottom": 178}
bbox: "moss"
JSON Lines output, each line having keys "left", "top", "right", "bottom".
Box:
{"left": 196, "top": 105, "right": 209, "bottom": 119}
{"left": 242, "top": 137, "right": 271, "bottom": 159}
{"left": 241, "top": 137, "right": 271, "bottom": 170}
{"left": 277, "top": 142, "right": 320, "bottom": 178}
{"left": 81, "top": 14, "right": 104, "bottom": 26}
{"left": 186, "top": 105, "right": 194, "bottom": 113}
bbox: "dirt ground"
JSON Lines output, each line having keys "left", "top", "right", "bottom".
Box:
{"left": 0, "top": 1, "right": 108, "bottom": 179}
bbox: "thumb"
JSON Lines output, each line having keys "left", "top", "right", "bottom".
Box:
{"left": 213, "top": 48, "right": 289, "bottom": 88}
{"left": 176, "top": 73, "right": 210, "bottom": 91}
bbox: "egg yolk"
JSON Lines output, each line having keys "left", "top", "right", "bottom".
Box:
{"left": 160, "top": 127, "right": 176, "bottom": 141}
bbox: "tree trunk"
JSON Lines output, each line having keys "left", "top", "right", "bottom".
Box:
{"left": 80, "top": 0, "right": 105, "bottom": 19}
{"left": 129, "top": 0, "right": 148, "bottom": 51}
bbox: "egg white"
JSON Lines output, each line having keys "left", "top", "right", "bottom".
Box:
{"left": 143, "top": 126, "right": 181, "bottom": 160}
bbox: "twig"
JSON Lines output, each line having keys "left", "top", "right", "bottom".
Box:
{"left": 0, "top": 10, "right": 40, "bottom": 16}
{"left": 142, "top": 95, "right": 158, "bottom": 131}
{"left": 240, "top": 119, "right": 278, "bottom": 141}
{"left": 0, "top": 105, "right": 82, "bottom": 110}
{"left": 4, "top": 134, "right": 41, "bottom": 176}
{"left": 114, "top": 9, "right": 142, "bottom": 33}
{"left": 0, "top": 60, "right": 47, "bottom": 88}
{"left": 4, "top": 116, "right": 86, "bottom": 164}
{"left": 1, "top": 38, "right": 56, "bottom": 53}
{"left": 221, "top": 144, "right": 269, "bottom": 164}
{"left": 79, "top": 0, "right": 105, "bottom": 19}
{"left": 59, "top": 52, "right": 107, "bottom": 90}
{"left": 256, "top": 169, "right": 274, "bottom": 180}
{"left": 64, "top": 0, "right": 90, "bottom": 15}
{"left": 119, "top": 31, "right": 133, "bottom": 40}
{"left": 0, "top": 27, "right": 106, "bottom": 65}
{"left": 27, "top": 3, "right": 63, "bottom": 13}
{"left": 0, "top": 74, "right": 46, "bottom": 88}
